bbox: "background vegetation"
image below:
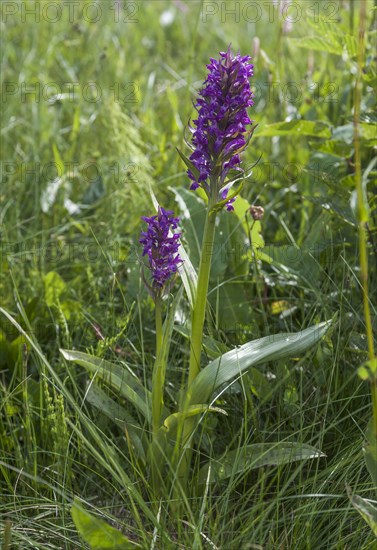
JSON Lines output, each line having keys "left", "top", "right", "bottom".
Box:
{"left": 1, "top": 0, "right": 376, "bottom": 548}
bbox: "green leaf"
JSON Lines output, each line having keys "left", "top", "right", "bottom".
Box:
{"left": 361, "top": 122, "right": 377, "bottom": 143}
{"left": 358, "top": 359, "right": 377, "bottom": 382}
{"left": 148, "top": 405, "right": 226, "bottom": 472}
{"left": 85, "top": 382, "right": 146, "bottom": 461}
{"left": 188, "top": 320, "right": 332, "bottom": 406}
{"left": 232, "top": 195, "right": 265, "bottom": 252}
{"left": 44, "top": 271, "right": 66, "bottom": 306}
{"left": 199, "top": 442, "right": 325, "bottom": 484}
{"left": 52, "top": 143, "right": 65, "bottom": 176}
{"left": 176, "top": 147, "right": 201, "bottom": 182}
{"left": 71, "top": 498, "right": 141, "bottom": 549}
{"left": 60, "top": 349, "right": 151, "bottom": 423}
{"left": 288, "top": 35, "right": 357, "bottom": 57}
{"left": 256, "top": 121, "right": 331, "bottom": 138}
{"left": 347, "top": 489, "right": 377, "bottom": 537}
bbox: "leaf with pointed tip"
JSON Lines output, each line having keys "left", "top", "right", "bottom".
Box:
{"left": 199, "top": 442, "right": 325, "bottom": 484}
{"left": 176, "top": 147, "right": 201, "bottom": 181}
{"left": 60, "top": 349, "right": 151, "bottom": 423}
{"left": 188, "top": 320, "right": 332, "bottom": 406}
{"left": 347, "top": 489, "right": 377, "bottom": 536}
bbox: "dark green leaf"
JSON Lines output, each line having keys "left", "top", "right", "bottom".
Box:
{"left": 188, "top": 320, "right": 332, "bottom": 406}
{"left": 199, "top": 442, "right": 325, "bottom": 484}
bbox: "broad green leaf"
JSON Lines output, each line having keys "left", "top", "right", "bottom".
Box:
{"left": 256, "top": 121, "right": 331, "bottom": 138}
{"left": 60, "top": 349, "right": 151, "bottom": 423}
{"left": 232, "top": 195, "right": 265, "bottom": 252}
{"left": 71, "top": 498, "right": 141, "bottom": 549}
{"left": 361, "top": 122, "right": 377, "bottom": 143}
{"left": 347, "top": 489, "right": 377, "bottom": 537}
{"left": 188, "top": 320, "right": 332, "bottom": 406}
{"left": 199, "top": 442, "right": 325, "bottom": 484}
{"left": 85, "top": 382, "right": 146, "bottom": 461}
{"left": 44, "top": 271, "right": 66, "bottom": 306}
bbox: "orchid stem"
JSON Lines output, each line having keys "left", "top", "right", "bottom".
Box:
{"left": 174, "top": 200, "right": 217, "bottom": 500}
{"left": 354, "top": 0, "right": 377, "bottom": 438}
{"left": 152, "top": 297, "right": 163, "bottom": 435}
{"left": 188, "top": 201, "right": 217, "bottom": 387}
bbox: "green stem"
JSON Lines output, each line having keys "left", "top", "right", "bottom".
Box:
{"left": 173, "top": 199, "right": 217, "bottom": 503}
{"left": 152, "top": 297, "right": 163, "bottom": 435}
{"left": 354, "top": 0, "right": 377, "bottom": 438}
{"left": 188, "top": 203, "right": 217, "bottom": 386}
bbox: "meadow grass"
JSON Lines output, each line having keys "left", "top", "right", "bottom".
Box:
{"left": 1, "top": 1, "right": 376, "bottom": 548}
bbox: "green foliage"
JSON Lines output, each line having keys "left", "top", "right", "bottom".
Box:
{"left": 71, "top": 498, "right": 141, "bottom": 549}
{"left": 257, "top": 120, "right": 332, "bottom": 138}
{"left": 188, "top": 321, "right": 332, "bottom": 405}
{"left": 199, "top": 442, "right": 325, "bottom": 484}
{"left": 348, "top": 490, "right": 377, "bottom": 537}
{"left": 1, "top": 1, "right": 376, "bottom": 548}
{"left": 60, "top": 349, "right": 151, "bottom": 422}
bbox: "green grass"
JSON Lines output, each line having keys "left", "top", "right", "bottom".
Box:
{"left": 1, "top": 0, "right": 376, "bottom": 548}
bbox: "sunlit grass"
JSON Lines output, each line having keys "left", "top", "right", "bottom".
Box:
{"left": 1, "top": 0, "right": 376, "bottom": 548}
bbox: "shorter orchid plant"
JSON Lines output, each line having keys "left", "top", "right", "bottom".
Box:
{"left": 61, "top": 48, "right": 332, "bottom": 516}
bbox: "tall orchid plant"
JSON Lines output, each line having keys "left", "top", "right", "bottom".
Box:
{"left": 62, "top": 48, "right": 331, "bottom": 508}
